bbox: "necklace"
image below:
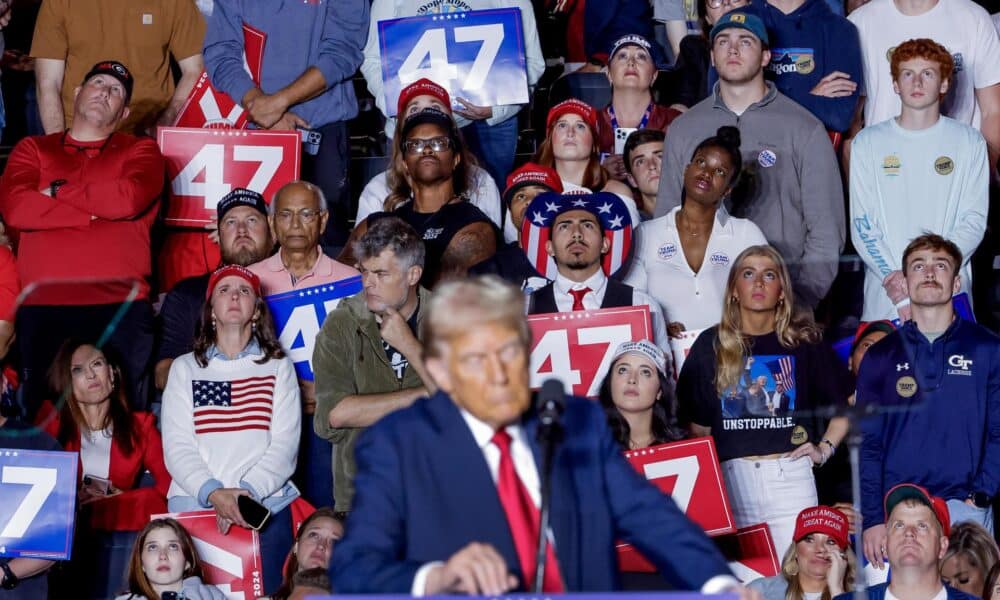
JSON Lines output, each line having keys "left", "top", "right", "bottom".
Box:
{"left": 677, "top": 210, "right": 710, "bottom": 238}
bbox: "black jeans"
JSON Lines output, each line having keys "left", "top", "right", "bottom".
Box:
{"left": 17, "top": 300, "right": 155, "bottom": 417}
{"left": 302, "top": 120, "right": 351, "bottom": 249}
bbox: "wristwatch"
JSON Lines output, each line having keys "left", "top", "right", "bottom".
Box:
{"left": 968, "top": 491, "right": 991, "bottom": 508}
{"left": 0, "top": 561, "right": 19, "bottom": 590}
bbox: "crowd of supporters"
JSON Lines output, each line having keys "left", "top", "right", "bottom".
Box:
{"left": 0, "top": 0, "right": 998, "bottom": 597}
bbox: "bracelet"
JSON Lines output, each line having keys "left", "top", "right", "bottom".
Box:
{"left": 822, "top": 438, "right": 836, "bottom": 452}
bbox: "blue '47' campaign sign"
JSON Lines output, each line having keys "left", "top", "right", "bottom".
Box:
{"left": 265, "top": 276, "right": 363, "bottom": 381}
{"left": 378, "top": 8, "right": 530, "bottom": 117}
{"left": 0, "top": 449, "right": 78, "bottom": 560}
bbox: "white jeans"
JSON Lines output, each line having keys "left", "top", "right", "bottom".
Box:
{"left": 721, "top": 455, "right": 818, "bottom": 556}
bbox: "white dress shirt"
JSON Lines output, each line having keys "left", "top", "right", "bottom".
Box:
{"left": 411, "top": 411, "right": 543, "bottom": 595}
{"left": 552, "top": 269, "right": 672, "bottom": 371}
{"left": 412, "top": 408, "right": 741, "bottom": 595}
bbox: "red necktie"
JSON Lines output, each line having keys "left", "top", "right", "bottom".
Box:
{"left": 569, "top": 287, "right": 591, "bottom": 311}
{"left": 491, "top": 430, "right": 565, "bottom": 592}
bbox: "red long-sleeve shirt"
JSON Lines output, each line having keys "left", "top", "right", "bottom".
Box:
{"left": 0, "top": 132, "right": 164, "bottom": 304}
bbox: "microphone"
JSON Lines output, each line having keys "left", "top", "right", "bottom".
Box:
{"left": 537, "top": 379, "right": 565, "bottom": 429}
{"left": 534, "top": 379, "right": 564, "bottom": 593}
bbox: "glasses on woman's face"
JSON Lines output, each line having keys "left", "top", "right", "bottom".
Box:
{"left": 403, "top": 136, "right": 452, "bottom": 155}
{"left": 706, "top": 0, "right": 748, "bottom": 9}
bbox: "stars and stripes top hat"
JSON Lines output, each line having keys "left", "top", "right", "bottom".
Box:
{"left": 520, "top": 191, "right": 634, "bottom": 279}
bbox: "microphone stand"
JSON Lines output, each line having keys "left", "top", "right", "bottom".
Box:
{"left": 534, "top": 408, "right": 563, "bottom": 593}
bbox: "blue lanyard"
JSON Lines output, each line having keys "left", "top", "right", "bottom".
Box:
{"left": 608, "top": 102, "right": 652, "bottom": 130}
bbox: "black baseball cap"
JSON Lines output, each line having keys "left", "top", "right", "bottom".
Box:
{"left": 399, "top": 107, "right": 459, "bottom": 142}
{"left": 217, "top": 188, "right": 268, "bottom": 222}
{"left": 82, "top": 60, "right": 134, "bottom": 104}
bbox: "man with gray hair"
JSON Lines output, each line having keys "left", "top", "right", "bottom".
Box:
{"left": 249, "top": 180, "right": 358, "bottom": 297}
{"left": 313, "top": 216, "right": 435, "bottom": 515}
{"left": 248, "top": 180, "right": 359, "bottom": 507}
{"left": 331, "top": 275, "right": 749, "bottom": 596}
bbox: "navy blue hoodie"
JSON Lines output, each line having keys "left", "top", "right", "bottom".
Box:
{"left": 856, "top": 317, "right": 1000, "bottom": 533}
{"left": 745, "top": 0, "right": 863, "bottom": 132}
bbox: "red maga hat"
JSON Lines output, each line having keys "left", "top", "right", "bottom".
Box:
{"left": 793, "top": 506, "right": 849, "bottom": 549}
{"left": 546, "top": 98, "right": 599, "bottom": 134}
{"left": 396, "top": 78, "right": 452, "bottom": 118}
{"left": 206, "top": 265, "right": 262, "bottom": 300}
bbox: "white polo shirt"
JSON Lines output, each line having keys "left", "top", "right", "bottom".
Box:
{"left": 625, "top": 206, "right": 767, "bottom": 331}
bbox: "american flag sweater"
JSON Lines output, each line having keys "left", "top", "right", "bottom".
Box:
{"left": 162, "top": 352, "right": 301, "bottom": 506}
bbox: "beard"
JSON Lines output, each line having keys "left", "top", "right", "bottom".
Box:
{"left": 221, "top": 245, "right": 263, "bottom": 267}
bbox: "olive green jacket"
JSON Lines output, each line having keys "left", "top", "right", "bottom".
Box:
{"left": 312, "top": 287, "right": 429, "bottom": 510}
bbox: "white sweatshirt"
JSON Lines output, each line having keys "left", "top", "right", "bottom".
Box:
{"left": 162, "top": 352, "right": 301, "bottom": 506}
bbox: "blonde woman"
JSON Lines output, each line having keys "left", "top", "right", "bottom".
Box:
{"left": 749, "top": 506, "right": 856, "bottom": 600}
{"left": 676, "top": 245, "right": 851, "bottom": 555}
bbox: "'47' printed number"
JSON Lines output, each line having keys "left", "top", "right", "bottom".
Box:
{"left": 643, "top": 456, "right": 700, "bottom": 513}
{"left": 399, "top": 24, "right": 504, "bottom": 91}
{"left": 530, "top": 324, "right": 633, "bottom": 396}
{"left": 0, "top": 466, "right": 57, "bottom": 538}
{"left": 171, "top": 144, "right": 284, "bottom": 209}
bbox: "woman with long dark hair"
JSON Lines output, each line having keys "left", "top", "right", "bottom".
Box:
{"left": 45, "top": 339, "right": 170, "bottom": 531}
{"left": 341, "top": 108, "right": 498, "bottom": 288}
{"left": 676, "top": 245, "right": 850, "bottom": 556}
{"left": 116, "top": 518, "right": 225, "bottom": 599}
{"left": 269, "top": 508, "right": 343, "bottom": 600}
{"left": 597, "top": 340, "right": 684, "bottom": 450}
{"left": 161, "top": 264, "right": 300, "bottom": 595}
{"left": 626, "top": 126, "right": 766, "bottom": 336}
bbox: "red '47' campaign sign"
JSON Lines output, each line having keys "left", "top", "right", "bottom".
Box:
{"left": 716, "top": 523, "right": 781, "bottom": 582}
{"left": 616, "top": 437, "right": 736, "bottom": 572}
{"left": 527, "top": 306, "right": 651, "bottom": 397}
{"left": 158, "top": 128, "right": 301, "bottom": 226}
{"left": 153, "top": 510, "right": 263, "bottom": 599}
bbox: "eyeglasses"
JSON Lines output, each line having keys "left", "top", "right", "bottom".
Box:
{"left": 403, "top": 136, "right": 452, "bottom": 155}
{"left": 706, "top": 0, "right": 747, "bottom": 8}
{"left": 275, "top": 208, "right": 324, "bottom": 224}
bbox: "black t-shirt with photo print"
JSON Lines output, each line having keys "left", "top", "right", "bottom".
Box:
{"left": 382, "top": 305, "right": 420, "bottom": 381}
{"left": 676, "top": 327, "right": 852, "bottom": 462}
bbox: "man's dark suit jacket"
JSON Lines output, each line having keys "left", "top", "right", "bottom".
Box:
{"left": 330, "top": 390, "right": 733, "bottom": 593}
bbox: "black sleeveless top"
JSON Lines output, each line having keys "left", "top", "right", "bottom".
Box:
{"left": 369, "top": 201, "right": 497, "bottom": 288}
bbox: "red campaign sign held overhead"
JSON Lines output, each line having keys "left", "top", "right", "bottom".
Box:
{"left": 527, "top": 306, "right": 651, "bottom": 397}
{"left": 158, "top": 128, "right": 301, "bottom": 226}
{"left": 153, "top": 510, "right": 263, "bottom": 600}
{"left": 172, "top": 23, "right": 265, "bottom": 129}
{"left": 616, "top": 437, "right": 737, "bottom": 572}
